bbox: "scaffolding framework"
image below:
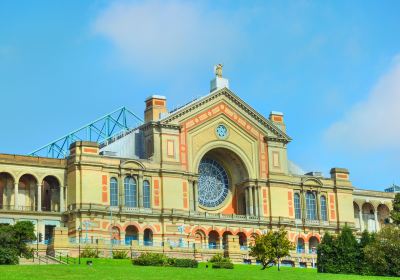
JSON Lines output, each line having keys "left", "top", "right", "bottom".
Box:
{"left": 29, "top": 107, "right": 143, "bottom": 159}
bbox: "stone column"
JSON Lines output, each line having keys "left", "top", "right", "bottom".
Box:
{"left": 14, "top": 182, "right": 19, "bottom": 209}
{"left": 374, "top": 210, "right": 379, "bottom": 232}
{"left": 253, "top": 186, "right": 259, "bottom": 216}
{"left": 60, "top": 186, "right": 64, "bottom": 212}
{"left": 118, "top": 176, "right": 124, "bottom": 206}
{"left": 358, "top": 208, "right": 364, "bottom": 232}
{"left": 193, "top": 180, "right": 199, "bottom": 212}
{"left": 302, "top": 191, "right": 307, "bottom": 220}
{"left": 249, "top": 186, "right": 254, "bottom": 216}
{"left": 244, "top": 187, "right": 249, "bottom": 215}
{"left": 138, "top": 174, "right": 143, "bottom": 208}
{"left": 37, "top": 183, "right": 42, "bottom": 212}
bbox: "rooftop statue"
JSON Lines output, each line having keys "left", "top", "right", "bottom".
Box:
{"left": 215, "top": 64, "right": 223, "bottom": 78}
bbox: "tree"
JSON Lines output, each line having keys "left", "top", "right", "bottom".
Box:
{"left": 364, "top": 226, "right": 400, "bottom": 277}
{"left": 0, "top": 221, "right": 36, "bottom": 265}
{"left": 335, "top": 226, "right": 359, "bottom": 274}
{"left": 317, "top": 232, "right": 336, "bottom": 273}
{"left": 357, "top": 230, "right": 375, "bottom": 275}
{"left": 249, "top": 228, "right": 294, "bottom": 270}
{"left": 390, "top": 193, "right": 400, "bottom": 226}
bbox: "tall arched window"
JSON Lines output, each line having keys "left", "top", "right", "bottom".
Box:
{"left": 143, "top": 180, "right": 151, "bottom": 209}
{"left": 320, "top": 195, "right": 327, "bottom": 221}
{"left": 110, "top": 177, "right": 118, "bottom": 207}
{"left": 294, "top": 193, "right": 301, "bottom": 219}
{"left": 124, "top": 177, "right": 137, "bottom": 207}
{"left": 306, "top": 191, "right": 317, "bottom": 220}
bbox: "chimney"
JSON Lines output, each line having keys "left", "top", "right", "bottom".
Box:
{"left": 144, "top": 95, "right": 167, "bottom": 122}
{"left": 330, "top": 168, "right": 350, "bottom": 181}
{"left": 269, "top": 111, "right": 286, "bottom": 133}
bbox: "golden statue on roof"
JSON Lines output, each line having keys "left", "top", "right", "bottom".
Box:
{"left": 214, "top": 64, "right": 223, "bottom": 78}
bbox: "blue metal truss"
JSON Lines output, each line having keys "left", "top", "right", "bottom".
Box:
{"left": 29, "top": 107, "right": 143, "bottom": 159}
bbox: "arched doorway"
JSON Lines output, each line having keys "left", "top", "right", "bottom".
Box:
{"left": 194, "top": 230, "right": 206, "bottom": 249}
{"left": 353, "top": 202, "right": 361, "bottom": 230}
{"left": 208, "top": 230, "right": 220, "bottom": 249}
{"left": 18, "top": 174, "right": 37, "bottom": 211}
{"left": 112, "top": 226, "right": 120, "bottom": 245}
{"left": 297, "top": 238, "right": 305, "bottom": 253}
{"left": 143, "top": 229, "right": 153, "bottom": 246}
{"left": 197, "top": 148, "right": 249, "bottom": 214}
{"left": 362, "top": 203, "right": 376, "bottom": 232}
{"left": 222, "top": 231, "right": 232, "bottom": 249}
{"left": 377, "top": 204, "right": 390, "bottom": 229}
{"left": 42, "top": 176, "right": 60, "bottom": 212}
{"left": 237, "top": 232, "right": 247, "bottom": 249}
{"left": 0, "top": 172, "right": 14, "bottom": 209}
{"left": 309, "top": 236, "right": 319, "bottom": 254}
{"left": 125, "top": 225, "right": 139, "bottom": 245}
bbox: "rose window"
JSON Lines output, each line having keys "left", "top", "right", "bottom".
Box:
{"left": 198, "top": 158, "right": 229, "bottom": 208}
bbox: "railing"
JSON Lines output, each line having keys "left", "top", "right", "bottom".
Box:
{"left": 0, "top": 205, "right": 61, "bottom": 212}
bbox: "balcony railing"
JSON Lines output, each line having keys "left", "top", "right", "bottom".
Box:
{"left": 0, "top": 205, "right": 60, "bottom": 212}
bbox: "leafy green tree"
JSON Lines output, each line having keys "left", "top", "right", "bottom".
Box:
{"left": 390, "top": 193, "right": 400, "bottom": 226}
{"left": 317, "top": 232, "right": 336, "bottom": 273}
{"left": 249, "top": 228, "right": 294, "bottom": 270}
{"left": 357, "top": 230, "right": 375, "bottom": 275}
{"left": 335, "top": 226, "right": 359, "bottom": 274}
{"left": 0, "top": 221, "right": 36, "bottom": 265}
{"left": 364, "top": 226, "right": 400, "bottom": 276}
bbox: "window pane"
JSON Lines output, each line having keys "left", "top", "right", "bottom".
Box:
{"left": 294, "top": 193, "right": 301, "bottom": 219}
{"left": 124, "top": 177, "right": 137, "bottom": 207}
{"left": 306, "top": 192, "right": 317, "bottom": 220}
{"left": 143, "top": 180, "right": 151, "bottom": 209}
{"left": 110, "top": 178, "right": 118, "bottom": 206}
{"left": 321, "top": 196, "right": 327, "bottom": 221}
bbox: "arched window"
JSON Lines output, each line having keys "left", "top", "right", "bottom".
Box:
{"left": 143, "top": 180, "right": 151, "bottom": 209}
{"left": 296, "top": 238, "right": 305, "bottom": 253}
{"left": 320, "top": 195, "right": 327, "bottom": 221}
{"left": 306, "top": 191, "right": 317, "bottom": 220}
{"left": 294, "top": 193, "right": 301, "bottom": 219}
{"left": 124, "top": 177, "right": 137, "bottom": 207}
{"left": 110, "top": 178, "right": 118, "bottom": 207}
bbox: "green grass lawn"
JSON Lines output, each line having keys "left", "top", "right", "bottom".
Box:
{"left": 0, "top": 259, "right": 393, "bottom": 280}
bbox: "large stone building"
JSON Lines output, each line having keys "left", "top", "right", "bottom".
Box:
{"left": 0, "top": 68, "right": 395, "bottom": 266}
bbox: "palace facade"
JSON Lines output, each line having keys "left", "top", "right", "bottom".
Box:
{"left": 0, "top": 71, "right": 394, "bottom": 266}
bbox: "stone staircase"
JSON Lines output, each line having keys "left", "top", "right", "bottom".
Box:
{"left": 19, "top": 254, "right": 65, "bottom": 265}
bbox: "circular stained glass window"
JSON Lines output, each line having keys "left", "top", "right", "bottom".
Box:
{"left": 198, "top": 158, "right": 229, "bottom": 208}
{"left": 216, "top": 124, "right": 228, "bottom": 139}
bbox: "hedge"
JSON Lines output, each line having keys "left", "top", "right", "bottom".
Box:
{"left": 132, "top": 253, "right": 198, "bottom": 268}
{"left": 212, "top": 262, "right": 234, "bottom": 269}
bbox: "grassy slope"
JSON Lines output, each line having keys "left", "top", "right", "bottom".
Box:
{"left": 0, "top": 259, "right": 393, "bottom": 280}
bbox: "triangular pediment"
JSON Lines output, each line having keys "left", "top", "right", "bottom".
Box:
{"left": 161, "top": 88, "right": 291, "bottom": 143}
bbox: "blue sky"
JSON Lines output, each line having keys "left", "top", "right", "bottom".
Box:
{"left": 0, "top": 0, "right": 399, "bottom": 190}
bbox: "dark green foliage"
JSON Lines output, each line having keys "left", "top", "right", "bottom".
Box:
{"left": 132, "top": 253, "right": 198, "bottom": 268}
{"left": 317, "top": 232, "right": 336, "bottom": 273}
{"left": 112, "top": 250, "right": 128, "bottom": 259}
{"left": 167, "top": 258, "right": 198, "bottom": 268}
{"left": 0, "top": 248, "right": 19, "bottom": 265}
{"left": 364, "top": 226, "right": 400, "bottom": 277}
{"left": 0, "top": 221, "right": 36, "bottom": 265}
{"left": 212, "top": 262, "right": 234, "bottom": 269}
{"left": 133, "top": 253, "right": 168, "bottom": 266}
{"left": 390, "top": 193, "right": 400, "bottom": 226}
{"left": 80, "top": 246, "right": 99, "bottom": 258}
{"left": 357, "top": 230, "right": 375, "bottom": 275}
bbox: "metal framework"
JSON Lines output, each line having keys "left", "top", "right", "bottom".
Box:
{"left": 29, "top": 107, "right": 143, "bottom": 159}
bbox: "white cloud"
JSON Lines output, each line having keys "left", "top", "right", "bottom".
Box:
{"left": 93, "top": 0, "right": 244, "bottom": 74}
{"left": 324, "top": 55, "right": 400, "bottom": 151}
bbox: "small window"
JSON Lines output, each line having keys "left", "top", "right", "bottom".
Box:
{"left": 320, "top": 195, "right": 328, "bottom": 221}
{"left": 110, "top": 178, "right": 118, "bottom": 207}
{"left": 143, "top": 180, "right": 151, "bottom": 209}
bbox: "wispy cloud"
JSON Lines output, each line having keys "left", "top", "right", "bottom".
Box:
{"left": 324, "top": 55, "right": 400, "bottom": 151}
{"left": 93, "top": 0, "right": 245, "bottom": 75}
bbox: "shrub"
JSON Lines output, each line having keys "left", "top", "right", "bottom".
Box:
{"left": 80, "top": 246, "right": 99, "bottom": 258}
{"left": 132, "top": 253, "right": 168, "bottom": 266}
{"left": 209, "top": 253, "right": 224, "bottom": 263}
{"left": 0, "top": 248, "right": 19, "bottom": 265}
{"left": 113, "top": 250, "right": 129, "bottom": 259}
{"left": 168, "top": 258, "right": 198, "bottom": 268}
{"left": 212, "top": 262, "right": 234, "bottom": 269}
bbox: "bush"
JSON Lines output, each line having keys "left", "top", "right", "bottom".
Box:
{"left": 112, "top": 250, "right": 129, "bottom": 259}
{"left": 132, "top": 253, "right": 198, "bottom": 268}
{"left": 212, "top": 262, "right": 234, "bottom": 269}
{"left": 80, "top": 246, "right": 99, "bottom": 258}
{"left": 209, "top": 253, "right": 224, "bottom": 263}
{"left": 0, "top": 248, "right": 19, "bottom": 265}
{"left": 168, "top": 258, "right": 198, "bottom": 268}
{"left": 132, "top": 253, "right": 168, "bottom": 266}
